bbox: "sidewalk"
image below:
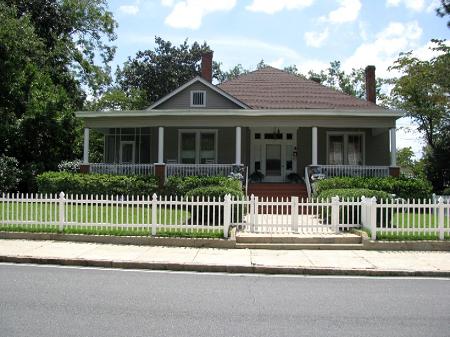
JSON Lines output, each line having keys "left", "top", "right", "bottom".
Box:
{"left": 1, "top": 239, "right": 450, "bottom": 277}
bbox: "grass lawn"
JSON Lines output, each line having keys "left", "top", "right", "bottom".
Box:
{"left": 377, "top": 212, "right": 450, "bottom": 241}
{"left": 0, "top": 202, "right": 224, "bottom": 238}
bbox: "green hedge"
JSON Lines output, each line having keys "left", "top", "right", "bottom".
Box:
{"left": 164, "top": 176, "right": 242, "bottom": 196}
{"left": 313, "top": 176, "right": 432, "bottom": 200}
{"left": 36, "top": 172, "right": 158, "bottom": 196}
{"left": 317, "top": 188, "right": 392, "bottom": 201}
{"left": 317, "top": 188, "right": 392, "bottom": 226}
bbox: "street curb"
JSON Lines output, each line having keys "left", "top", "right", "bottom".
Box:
{"left": 0, "top": 232, "right": 236, "bottom": 249}
{"left": 1, "top": 255, "right": 449, "bottom": 277}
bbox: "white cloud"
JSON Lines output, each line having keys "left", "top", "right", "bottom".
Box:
{"left": 163, "top": 0, "right": 236, "bottom": 30}
{"left": 269, "top": 57, "right": 285, "bottom": 68}
{"left": 246, "top": 0, "right": 315, "bottom": 14}
{"left": 325, "top": 0, "right": 362, "bottom": 23}
{"left": 119, "top": 3, "right": 140, "bottom": 15}
{"left": 386, "top": 0, "right": 425, "bottom": 12}
{"left": 343, "top": 21, "right": 423, "bottom": 78}
{"left": 426, "top": 0, "right": 441, "bottom": 13}
{"left": 304, "top": 28, "right": 329, "bottom": 48}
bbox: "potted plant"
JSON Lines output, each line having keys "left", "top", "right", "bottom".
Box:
{"left": 286, "top": 172, "right": 301, "bottom": 183}
{"left": 249, "top": 170, "right": 264, "bottom": 182}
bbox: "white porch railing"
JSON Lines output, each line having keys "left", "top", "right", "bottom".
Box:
{"left": 305, "top": 165, "right": 391, "bottom": 197}
{"left": 90, "top": 163, "right": 155, "bottom": 176}
{"left": 315, "top": 165, "right": 390, "bottom": 177}
{"left": 165, "top": 164, "right": 236, "bottom": 177}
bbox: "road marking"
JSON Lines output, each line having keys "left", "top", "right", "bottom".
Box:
{"left": 1, "top": 262, "right": 449, "bottom": 281}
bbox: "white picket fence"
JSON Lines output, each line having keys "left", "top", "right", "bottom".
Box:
{"left": 0, "top": 193, "right": 229, "bottom": 237}
{"left": 1, "top": 193, "right": 449, "bottom": 239}
{"left": 361, "top": 197, "right": 450, "bottom": 240}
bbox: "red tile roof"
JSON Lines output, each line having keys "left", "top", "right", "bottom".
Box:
{"left": 217, "top": 66, "right": 384, "bottom": 110}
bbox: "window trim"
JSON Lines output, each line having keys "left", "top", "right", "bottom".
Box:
{"left": 178, "top": 129, "right": 218, "bottom": 164}
{"left": 119, "top": 140, "right": 136, "bottom": 164}
{"left": 190, "top": 90, "right": 206, "bottom": 107}
{"left": 326, "top": 131, "right": 365, "bottom": 165}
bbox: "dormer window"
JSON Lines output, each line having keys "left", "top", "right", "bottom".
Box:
{"left": 190, "top": 90, "right": 206, "bottom": 107}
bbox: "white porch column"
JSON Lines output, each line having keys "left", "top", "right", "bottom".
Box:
{"left": 390, "top": 127, "right": 397, "bottom": 166}
{"left": 312, "top": 126, "right": 318, "bottom": 165}
{"left": 235, "top": 126, "right": 241, "bottom": 165}
{"left": 83, "top": 127, "right": 90, "bottom": 164}
{"left": 158, "top": 127, "right": 164, "bottom": 164}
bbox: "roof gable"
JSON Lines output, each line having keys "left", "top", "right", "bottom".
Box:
{"left": 218, "top": 66, "right": 385, "bottom": 110}
{"left": 147, "top": 76, "right": 249, "bottom": 110}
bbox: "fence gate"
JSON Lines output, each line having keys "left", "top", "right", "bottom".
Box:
{"left": 232, "top": 196, "right": 361, "bottom": 234}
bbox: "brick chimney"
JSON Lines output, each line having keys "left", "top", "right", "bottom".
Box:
{"left": 201, "top": 51, "right": 213, "bottom": 82}
{"left": 365, "top": 65, "right": 376, "bottom": 104}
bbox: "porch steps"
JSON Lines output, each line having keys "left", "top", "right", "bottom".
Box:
{"left": 235, "top": 233, "right": 363, "bottom": 250}
{"left": 247, "top": 183, "right": 308, "bottom": 200}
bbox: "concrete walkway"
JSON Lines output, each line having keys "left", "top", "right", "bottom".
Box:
{"left": 1, "top": 239, "right": 450, "bottom": 277}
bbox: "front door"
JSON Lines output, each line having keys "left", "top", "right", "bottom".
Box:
{"left": 250, "top": 128, "right": 297, "bottom": 182}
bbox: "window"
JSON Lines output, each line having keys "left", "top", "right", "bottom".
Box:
{"left": 179, "top": 130, "right": 217, "bottom": 164}
{"left": 327, "top": 132, "right": 364, "bottom": 165}
{"left": 190, "top": 91, "right": 206, "bottom": 107}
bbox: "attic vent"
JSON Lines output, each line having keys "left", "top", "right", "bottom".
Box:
{"left": 191, "top": 91, "right": 206, "bottom": 107}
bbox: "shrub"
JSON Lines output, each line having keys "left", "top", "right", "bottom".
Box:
{"left": 164, "top": 176, "right": 242, "bottom": 196}
{"left": 186, "top": 186, "right": 244, "bottom": 224}
{"left": 441, "top": 187, "right": 450, "bottom": 195}
{"left": 0, "top": 155, "right": 22, "bottom": 193}
{"left": 58, "top": 159, "right": 82, "bottom": 173}
{"left": 313, "top": 176, "right": 432, "bottom": 200}
{"left": 36, "top": 172, "right": 158, "bottom": 196}
{"left": 317, "top": 188, "right": 392, "bottom": 201}
{"left": 316, "top": 188, "right": 393, "bottom": 227}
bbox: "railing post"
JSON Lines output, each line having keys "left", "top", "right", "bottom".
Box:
{"left": 291, "top": 196, "right": 299, "bottom": 233}
{"left": 223, "top": 194, "right": 231, "bottom": 238}
{"left": 438, "top": 197, "right": 444, "bottom": 241}
{"left": 151, "top": 193, "right": 157, "bottom": 236}
{"left": 370, "top": 197, "right": 377, "bottom": 240}
{"left": 331, "top": 196, "right": 340, "bottom": 234}
{"left": 59, "top": 192, "right": 65, "bottom": 232}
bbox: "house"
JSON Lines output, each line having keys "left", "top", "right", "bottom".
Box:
{"left": 76, "top": 52, "right": 401, "bottom": 197}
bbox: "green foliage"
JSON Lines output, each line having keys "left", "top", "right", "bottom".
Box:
{"left": 388, "top": 40, "right": 449, "bottom": 150}
{"left": 442, "top": 187, "right": 450, "bottom": 195}
{"left": 186, "top": 186, "right": 244, "bottom": 200}
{"left": 58, "top": 160, "right": 82, "bottom": 173}
{"left": 0, "top": 155, "right": 22, "bottom": 192}
{"left": 36, "top": 172, "right": 158, "bottom": 196}
{"left": 117, "top": 37, "right": 218, "bottom": 105}
{"left": 423, "top": 126, "right": 450, "bottom": 192}
{"left": 436, "top": 0, "right": 450, "bottom": 27}
{"left": 85, "top": 88, "right": 148, "bottom": 111}
{"left": 396, "top": 147, "right": 425, "bottom": 178}
{"left": 317, "top": 188, "right": 391, "bottom": 201}
{"left": 164, "top": 176, "right": 242, "bottom": 196}
{"left": 307, "top": 61, "right": 387, "bottom": 101}
{"left": 313, "top": 176, "right": 433, "bottom": 200}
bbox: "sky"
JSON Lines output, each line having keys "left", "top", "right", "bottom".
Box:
{"left": 109, "top": 0, "right": 449, "bottom": 158}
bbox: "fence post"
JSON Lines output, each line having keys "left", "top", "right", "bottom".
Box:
{"left": 223, "top": 194, "right": 231, "bottom": 238}
{"left": 438, "top": 197, "right": 444, "bottom": 241}
{"left": 370, "top": 197, "right": 377, "bottom": 240}
{"left": 249, "top": 194, "right": 255, "bottom": 233}
{"left": 291, "top": 196, "right": 299, "bottom": 233}
{"left": 331, "top": 196, "right": 340, "bottom": 234}
{"left": 59, "top": 192, "right": 65, "bottom": 232}
{"left": 361, "top": 196, "right": 367, "bottom": 228}
{"left": 151, "top": 193, "right": 157, "bottom": 236}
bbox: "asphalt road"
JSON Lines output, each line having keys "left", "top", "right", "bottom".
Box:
{"left": 0, "top": 264, "right": 449, "bottom": 337}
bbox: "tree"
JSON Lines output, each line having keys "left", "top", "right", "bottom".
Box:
{"left": 423, "top": 126, "right": 450, "bottom": 192}
{"left": 116, "top": 37, "right": 220, "bottom": 105}
{"left": 0, "top": 1, "right": 118, "bottom": 191}
{"left": 396, "top": 147, "right": 425, "bottom": 178}
{"left": 307, "top": 61, "right": 387, "bottom": 101}
{"left": 215, "top": 64, "right": 250, "bottom": 82}
{"left": 388, "top": 40, "right": 449, "bottom": 150}
{"left": 436, "top": 0, "right": 450, "bottom": 28}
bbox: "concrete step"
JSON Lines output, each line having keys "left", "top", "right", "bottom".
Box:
{"left": 236, "top": 233, "right": 362, "bottom": 245}
{"left": 235, "top": 243, "right": 364, "bottom": 250}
